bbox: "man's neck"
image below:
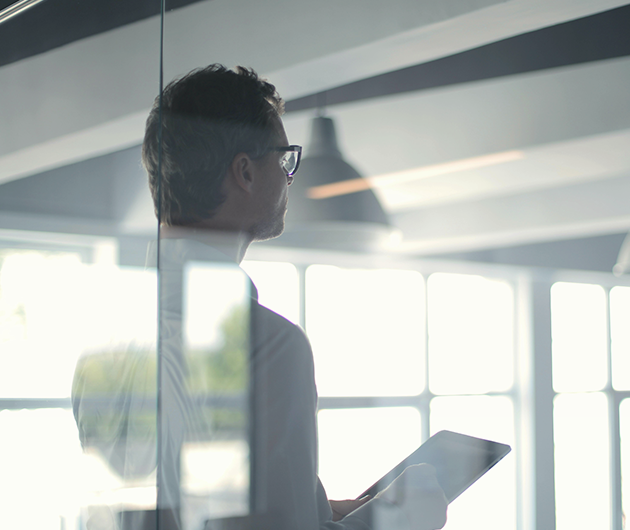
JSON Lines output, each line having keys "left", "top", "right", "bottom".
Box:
{"left": 159, "top": 225, "right": 252, "bottom": 264}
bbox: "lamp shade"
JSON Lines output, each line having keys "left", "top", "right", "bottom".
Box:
{"left": 279, "top": 116, "right": 398, "bottom": 250}
{"left": 614, "top": 231, "right": 630, "bottom": 276}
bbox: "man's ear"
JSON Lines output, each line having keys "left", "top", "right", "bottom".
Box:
{"left": 229, "top": 152, "right": 256, "bottom": 193}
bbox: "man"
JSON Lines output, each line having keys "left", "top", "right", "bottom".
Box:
{"left": 140, "top": 64, "right": 448, "bottom": 530}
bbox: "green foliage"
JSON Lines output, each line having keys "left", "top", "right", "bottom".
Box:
{"left": 73, "top": 348, "right": 158, "bottom": 395}
{"left": 73, "top": 303, "right": 250, "bottom": 443}
{"left": 186, "top": 303, "right": 249, "bottom": 392}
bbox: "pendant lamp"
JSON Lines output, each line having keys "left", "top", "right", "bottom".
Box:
{"left": 614, "top": 231, "right": 630, "bottom": 276}
{"left": 279, "top": 116, "right": 399, "bottom": 251}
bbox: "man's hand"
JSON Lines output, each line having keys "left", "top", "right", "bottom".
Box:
{"left": 376, "top": 464, "right": 448, "bottom": 530}
{"left": 329, "top": 496, "right": 371, "bottom": 521}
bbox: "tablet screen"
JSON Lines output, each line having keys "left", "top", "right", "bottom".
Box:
{"left": 358, "top": 430, "right": 511, "bottom": 503}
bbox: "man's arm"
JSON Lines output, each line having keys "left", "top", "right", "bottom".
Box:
{"left": 252, "top": 306, "right": 447, "bottom": 530}
{"left": 253, "top": 307, "right": 372, "bottom": 530}
{"left": 251, "top": 306, "right": 321, "bottom": 530}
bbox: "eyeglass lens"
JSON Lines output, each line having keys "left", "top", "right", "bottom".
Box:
{"left": 281, "top": 151, "right": 298, "bottom": 176}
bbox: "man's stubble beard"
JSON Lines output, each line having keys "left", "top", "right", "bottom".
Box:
{"left": 251, "top": 202, "right": 288, "bottom": 242}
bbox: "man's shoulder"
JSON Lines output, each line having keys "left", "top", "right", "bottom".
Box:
{"left": 250, "top": 302, "right": 313, "bottom": 367}
{"left": 252, "top": 301, "right": 307, "bottom": 340}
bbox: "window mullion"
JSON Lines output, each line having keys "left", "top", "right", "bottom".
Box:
{"left": 531, "top": 281, "right": 557, "bottom": 530}
{"left": 423, "top": 273, "right": 431, "bottom": 442}
{"left": 610, "top": 391, "right": 623, "bottom": 530}
{"left": 607, "top": 286, "right": 624, "bottom": 530}
{"left": 0, "top": 398, "right": 72, "bottom": 410}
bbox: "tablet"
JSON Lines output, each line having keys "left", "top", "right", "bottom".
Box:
{"left": 357, "top": 430, "right": 511, "bottom": 503}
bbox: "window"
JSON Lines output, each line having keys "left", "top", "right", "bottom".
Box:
{"left": 0, "top": 250, "right": 84, "bottom": 398}
{"left": 306, "top": 265, "right": 425, "bottom": 397}
{"left": 240, "top": 260, "right": 299, "bottom": 324}
{"left": 553, "top": 392, "right": 610, "bottom": 530}
{"left": 5, "top": 244, "right": 630, "bottom": 530}
{"left": 318, "top": 407, "right": 422, "bottom": 499}
{"left": 427, "top": 272, "right": 514, "bottom": 395}
{"left": 551, "top": 282, "right": 607, "bottom": 393}
{"left": 307, "top": 264, "right": 518, "bottom": 530}
{"left": 0, "top": 248, "right": 158, "bottom": 529}
{"left": 620, "top": 399, "right": 630, "bottom": 525}
{"left": 551, "top": 281, "right": 630, "bottom": 530}
{"left": 611, "top": 286, "right": 630, "bottom": 391}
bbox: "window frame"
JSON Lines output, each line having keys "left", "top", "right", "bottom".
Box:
{"left": 247, "top": 245, "right": 630, "bottom": 530}
{"left": 248, "top": 245, "right": 526, "bottom": 529}
{"left": 4, "top": 238, "right": 630, "bottom": 530}
{"left": 548, "top": 276, "right": 630, "bottom": 530}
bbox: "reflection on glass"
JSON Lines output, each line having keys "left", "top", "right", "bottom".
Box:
{"left": 0, "top": 409, "right": 84, "bottom": 530}
{"left": 610, "top": 286, "right": 630, "bottom": 390}
{"left": 0, "top": 250, "right": 83, "bottom": 398}
{"left": 551, "top": 282, "right": 607, "bottom": 392}
{"left": 621, "top": 399, "right": 630, "bottom": 528}
{"left": 317, "top": 407, "right": 422, "bottom": 500}
{"left": 0, "top": 250, "right": 162, "bottom": 526}
{"left": 71, "top": 264, "right": 159, "bottom": 525}
{"left": 181, "top": 262, "right": 251, "bottom": 528}
{"left": 428, "top": 273, "right": 514, "bottom": 395}
{"left": 429, "top": 396, "right": 516, "bottom": 530}
{"left": 240, "top": 260, "right": 299, "bottom": 324}
{"left": 554, "top": 392, "right": 610, "bottom": 530}
{"left": 71, "top": 250, "right": 254, "bottom": 529}
{"left": 3, "top": 0, "right": 164, "bottom": 524}
{"left": 306, "top": 265, "right": 425, "bottom": 397}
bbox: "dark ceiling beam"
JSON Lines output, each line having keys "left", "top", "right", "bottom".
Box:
{"left": 0, "top": 0, "right": 18, "bottom": 10}
{"left": 0, "top": 0, "right": 208, "bottom": 67}
{"left": 285, "top": 4, "right": 630, "bottom": 113}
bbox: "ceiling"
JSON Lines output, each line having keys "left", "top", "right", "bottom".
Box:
{"left": 1, "top": 0, "right": 629, "bottom": 271}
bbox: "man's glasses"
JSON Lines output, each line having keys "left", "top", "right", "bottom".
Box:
{"left": 273, "top": 145, "right": 302, "bottom": 177}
